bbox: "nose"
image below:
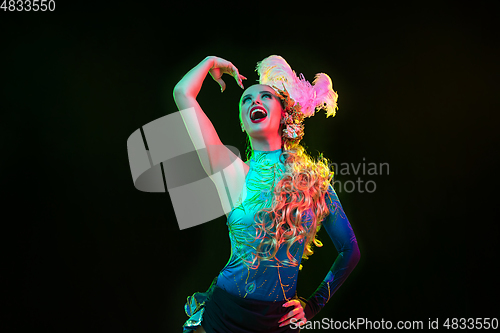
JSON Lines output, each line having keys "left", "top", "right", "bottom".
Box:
{"left": 252, "top": 96, "right": 262, "bottom": 105}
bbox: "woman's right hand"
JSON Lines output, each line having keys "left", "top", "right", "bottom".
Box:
{"left": 207, "top": 56, "right": 247, "bottom": 92}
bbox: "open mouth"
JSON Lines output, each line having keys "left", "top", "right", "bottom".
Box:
{"left": 250, "top": 107, "right": 268, "bottom": 123}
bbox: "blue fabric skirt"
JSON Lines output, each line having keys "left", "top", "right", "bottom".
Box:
{"left": 183, "top": 278, "right": 300, "bottom": 332}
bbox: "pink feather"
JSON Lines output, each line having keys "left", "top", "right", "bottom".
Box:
{"left": 256, "top": 55, "right": 338, "bottom": 118}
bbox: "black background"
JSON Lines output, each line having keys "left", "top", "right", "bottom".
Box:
{"left": 2, "top": 1, "right": 498, "bottom": 332}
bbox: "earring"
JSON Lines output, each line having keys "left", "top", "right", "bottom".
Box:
{"left": 240, "top": 123, "right": 245, "bottom": 132}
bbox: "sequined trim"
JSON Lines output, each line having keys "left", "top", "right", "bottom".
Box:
{"left": 182, "top": 278, "right": 217, "bottom": 332}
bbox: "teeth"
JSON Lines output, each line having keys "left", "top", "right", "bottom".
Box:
{"left": 250, "top": 108, "right": 267, "bottom": 120}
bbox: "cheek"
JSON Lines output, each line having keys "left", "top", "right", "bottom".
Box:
{"left": 272, "top": 101, "right": 284, "bottom": 121}
{"left": 239, "top": 107, "right": 245, "bottom": 123}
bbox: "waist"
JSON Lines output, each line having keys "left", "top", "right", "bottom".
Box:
{"left": 203, "top": 285, "right": 299, "bottom": 332}
{"left": 216, "top": 267, "right": 299, "bottom": 302}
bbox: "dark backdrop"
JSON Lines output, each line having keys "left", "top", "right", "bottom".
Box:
{"left": 2, "top": 1, "right": 498, "bottom": 332}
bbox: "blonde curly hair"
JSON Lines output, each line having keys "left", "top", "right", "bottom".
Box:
{"left": 246, "top": 142, "right": 334, "bottom": 270}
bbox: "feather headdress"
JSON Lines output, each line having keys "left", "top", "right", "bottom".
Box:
{"left": 256, "top": 55, "right": 338, "bottom": 118}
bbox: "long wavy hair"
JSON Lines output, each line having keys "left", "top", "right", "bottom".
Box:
{"left": 244, "top": 55, "right": 339, "bottom": 270}
{"left": 245, "top": 137, "right": 334, "bottom": 270}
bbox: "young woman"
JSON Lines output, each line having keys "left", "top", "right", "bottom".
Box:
{"left": 174, "top": 55, "right": 360, "bottom": 332}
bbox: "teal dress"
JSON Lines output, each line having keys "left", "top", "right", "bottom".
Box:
{"left": 216, "top": 148, "right": 307, "bottom": 301}
{"left": 183, "top": 148, "right": 360, "bottom": 331}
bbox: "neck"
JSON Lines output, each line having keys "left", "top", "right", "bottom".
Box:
{"left": 249, "top": 134, "right": 282, "bottom": 152}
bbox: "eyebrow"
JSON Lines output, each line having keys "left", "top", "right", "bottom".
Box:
{"left": 241, "top": 91, "right": 274, "bottom": 101}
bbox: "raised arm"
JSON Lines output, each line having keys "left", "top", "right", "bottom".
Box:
{"left": 173, "top": 56, "right": 247, "bottom": 173}
{"left": 173, "top": 56, "right": 245, "bottom": 137}
{"left": 300, "top": 185, "right": 360, "bottom": 320}
{"left": 172, "top": 56, "right": 249, "bottom": 216}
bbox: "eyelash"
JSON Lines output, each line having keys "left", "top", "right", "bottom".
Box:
{"left": 243, "top": 93, "right": 271, "bottom": 103}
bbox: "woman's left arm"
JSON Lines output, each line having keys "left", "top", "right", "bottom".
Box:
{"left": 300, "top": 184, "right": 361, "bottom": 320}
